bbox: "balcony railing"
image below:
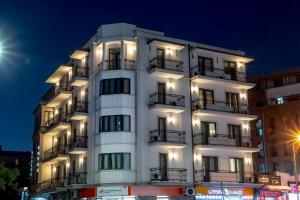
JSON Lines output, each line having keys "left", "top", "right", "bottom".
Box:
{"left": 193, "top": 133, "right": 252, "bottom": 147}
{"left": 149, "top": 57, "right": 183, "bottom": 72}
{"left": 192, "top": 99, "right": 249, "bottom": 114}
{"left": 73, "top": 66, "right": 89, "bottom": 78}
{"left": 71, "top": 101, "right": 88, "bottom": 113}
{"left": 42, "top": 83, "right": 71, "bottom": 102}
{"left": 69, "top": 136, "right": 88, "bottom": 149}
{"left": 69, "top": 172, "right": 87, "bottom": 184}
{"left": 149, "top": 93, "right": 185, "bottom": 107}
{"left": 99, "top": 59, "right": 136, "bottom": 71}
{"left": 195, "top": 170, "right": 254, "bottom": 183}
{"left": 42, "top": 144, "right": 67, "bottom": 162}
{"left": 41, "top": 112, "right": 70, "bottom": 133}
{"left": 190, "top": 65, "right": 246, "bottom": 82}
{"left": 39, "top": 177, "right": 68, "bottom": 191}
{"left": 150, "top": 168, "right": 187, "bottom": 182}
{"left": 150, "top": 130, "right": 186, "bottom": 144}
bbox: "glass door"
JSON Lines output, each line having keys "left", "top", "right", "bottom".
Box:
{"left": 109, "top": 48, "right": 121, "bottom": 70}
{"left": 157, "top": 82, "right": 166, "bottom": 104}
{"left": 199, "top": 89, "right": 214, "bottom": 109}
{"left": 159, "top": 153, "right": 168, "bottom": 181}
{"left": 202, "top": 156, "right": 218, "bottom": 182}
{"left": 157, "top": 48, "right": 165, "bottom": 68}
{"left": 229, "top": 158, "right": 244, "bottom": 182}
{"left": 201, "top": 122, "right": 216, "bottom": 144}
{"left": 226, "top": 92, "right": 239, "bottom": 112}
{"left": 158, "top": 117, "right": 166, "bottom": 142}
{"left": 228, "top": 124, "right": 241, "bottom": 146}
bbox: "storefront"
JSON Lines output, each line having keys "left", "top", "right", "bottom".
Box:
{"left": 257, "top": 189, "right": 287, "bottom": 200}
{"left": 195, "top": 186, "right": 254, "bottom": 200}
{"left": 79, "top": 186, "right": 185, "bottom": 200}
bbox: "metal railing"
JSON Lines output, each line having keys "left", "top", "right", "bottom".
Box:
{"left": 69, "top": 136, "right": 88, "bottom": 149}
{"left": 99, "top": 59, "right": 136, "bottom": 71}
{"left": 193, "top": 133, "right": 252, "bottom": 147}
{"left": 149, "top": 92, "right": 185, "bottom": 107}
{"left": 73, "top": 66, "right": 89, "bottom": 77}
{"left": 149, "top": 57, "right": 183, "bottom": 72}
{"left": 69, "top": 172, "right": 87, "bottom": 184}
{"left": 41, "top": 112, "right": 70, "bottom": 133}
{"left": 150, "top": 130, "right": 186, "bottom": 144}
{"left": 150, "top": 168, "right": 187, "bottom": 182}
{"left": 71, "top": 101, "right": 88, "bottom": 113}
{"left": 194, "top": 170, "right": 254, "bottom": 183}
{"left": 192, "top": 99, "right": 249, "bottom": 114}
{"left": 39, "top": 177, "right": 69, "bottom": 191}
{"left": 42, "top": 144, "right": 67, "bottom": 162}
{"left": 190, "top": 65, "right": 246, "bottom": 82}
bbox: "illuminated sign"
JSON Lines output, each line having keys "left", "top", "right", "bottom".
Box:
{"left": 257, "top": 174, "right": 281, "bottom": 185}
{"left": 196, "top": 187, "right": 253, "bottom": 197}
{"left": 96, "top": 186, "right": 128, "bottom": 196}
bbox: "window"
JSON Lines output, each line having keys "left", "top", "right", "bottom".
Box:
{"left": 228, "top": 124, "right": 241, "bottom": 139}
{"left": 100, "top": 78, "right": 130, "bottom": 95}
{"left": 224, "top": 61, "right": 237, "bottom": 74}
{"left": 99, "top": 115, "right": 130, "bottom": 132}
{"left": 229, "top": 158, "right": 243, "bottom": 173}
{"left": 274, "top": 78, "right": 283, "bottom": 87}
{"left": 269, "top": 118, "right": 276, "bottom": 134}
{"left": 285, "top": 161, "right": 293, "bottom": 175}
{"left": 259, "top": 163, "right": 267, "bottom": 173}
{"left": 283, "top": 117, "right": 288, "bottom": 131}
{"left": 284, "top": 144, "right": 292, "bottom": 156}
{"left": 271, "top": 145, "right": 278, "bottom": 157}
{"left": 272, "top": 162, "right": 279, "bottom": 171}
{"left": 198, "top": 56, "right": 213, "bottom": 72}
{"left": 98, "top": 153, "right": 131, "bottom": 170}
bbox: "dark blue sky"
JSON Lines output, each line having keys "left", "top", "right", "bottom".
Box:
{"left": 0, "top": 0, "right": 299, "bottom": 151}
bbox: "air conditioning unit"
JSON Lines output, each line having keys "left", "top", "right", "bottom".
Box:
{"left": 184, "top": 187, "right": 195, "bottom": 196}
{"left": 153, "top": 135, "right": 159, "bottom": 142}
{"left": 152, "top": 169, "right": 161, "bottom": 181}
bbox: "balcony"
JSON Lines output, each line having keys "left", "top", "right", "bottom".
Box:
{"left": 41, "top": 112, "right": 70, "bottom": 135}
{"left": 192, "top": 99, "right": 256, "bottom": 120}
{"left": 68, "top": 136, "right": 88, "bottom": 154}
{"left": 42, "top": 83, "right": 72, "bottom": 107}
{"left": 39, "top": 177, "right": 68, "bottom": 191}
{"left": 149, "top": 130, "right": 186, "bottom": 148}
{"left": 150, "top": 168, "right": 187, "bottom": 184}
{"left": 99, "top": 59, "right": 136, "bottom": 71}
{"left": 190, "top": 65, "right": 254, "bottom": 89}
{"left": 193, "top": 133, "right": 258, "bottom": 152}
{"left": 45, "top": 64, "right": 72, "bottom": 84}
{"left": 70, "top": 66, "right": 89, "bottom": 87}
{"left": 41, "top": 145, "right": 68, "bottom": 164}
{"left": 70, "top": 101, "right": 88, "bottom": 120}
{"left": 149, "top": 93, "right": 185, "bottom": 113}
{"left": 195, "top": 170, "right": 255, "bottom": 184}
{"left": 69, "top": 172, "right": 87, "bottom": 184}
{"left": 148, "top": 57, "right": 184, "bottom": 79}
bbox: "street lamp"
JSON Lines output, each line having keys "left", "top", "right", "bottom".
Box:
{"left": 292, "top": 135, "right": 300, "bottom": 200}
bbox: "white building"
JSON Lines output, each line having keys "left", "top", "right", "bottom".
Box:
{"left": 31, "top": 23, "right": 259, "bottom": 200}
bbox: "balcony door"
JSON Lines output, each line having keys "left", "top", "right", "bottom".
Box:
{"left": 159, "top": 153, "right": 168, "bottom": 181}
{"left": 202, "top": 156, "right": 218, "bottom": 182}
{"left": 158, "top": 117, "right": 167, "bottom": 141}
{"left": 229, "top": 158, "right": 244, "bottom": 182}
{"left": 157, "top": 83, "right": 166, "bottom": 104}
{"left": 224, "top": 61, "right": 237, "bottom": 80}
{"left": 226, "top": 92, "right": 239, "bottom": 112}
{"left": 157, "top": 48, "right": 165, "bottom": 68}
{"left": 198, "top": 56, "right": 213, "bottom": 75}
{"left": 109, "top": 48, "right": 121, "bottom": 70}
{"left": 228, "top": 124, "right": 241, "bottom": 146}
{"left": 201, "top": 122, "right": 216, "bottom": 144}
{"left": 199, "top": 89, "right": 214, "bottom": 109}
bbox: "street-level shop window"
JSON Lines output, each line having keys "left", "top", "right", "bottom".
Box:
{"left": 98, "top": 153, "right": 131, "bottom": 170}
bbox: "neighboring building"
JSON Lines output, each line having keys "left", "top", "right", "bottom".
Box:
{"left": 0, "top": 146, "right": 31, "bottom": 199}
{"left": 31, "top": 23, "right": 258, "bottom": 200}
{"left": 248, "top": 68, "right": 300, "bottom": 175}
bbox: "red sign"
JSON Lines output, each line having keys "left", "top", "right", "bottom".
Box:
{"left": 260, "top": 189, "right": 282, "bottom": 197}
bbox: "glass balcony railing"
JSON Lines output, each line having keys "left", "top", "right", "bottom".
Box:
{"left": 193, "top": 133, "right": 252, "bottom": 147}
{"left": 149, "top": 57, "right": 183, "bottom": 72}
{"left": 149, "top": 130, "right": 186, "bottom": 144}
{"left": 150, "top": 168, "right": 187, "bottom": 182}
{"left": 195, "top": 170, "right": 254, "bottom": 183}
{"left": 149, "top": 93, "right": 185, "bottom": 107}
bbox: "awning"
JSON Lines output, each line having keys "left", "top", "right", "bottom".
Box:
{"left": 264, "top": 185, "right": 291, "bottom": 192}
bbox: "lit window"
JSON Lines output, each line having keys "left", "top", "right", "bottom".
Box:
{"left": 277, "top": 97, "right": 284, "bottom": 104}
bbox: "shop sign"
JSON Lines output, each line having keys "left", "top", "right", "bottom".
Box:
{"left": 257, "top": 174, "right": 281, "bottom": 185}
{"left": 260, "top": 189, "right": 282, "bottom": 197}
{"left": 196, "top": 187, "right": 253, "bottom": 196}
{"left": 288, "top": 182, "right": 300, "bottom": 193}
{"left": 97, "top": 186, "right": 128, "bottom": 196}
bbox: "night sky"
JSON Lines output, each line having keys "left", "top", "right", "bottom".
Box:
{"left": 0, "top": 0, "right": 299, "bottom": 151}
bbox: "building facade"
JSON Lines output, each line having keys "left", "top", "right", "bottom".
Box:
{"left": 31, "top": 23, "right": 258, "bottom": 200}
{"left": 249, "top": 68, "right": 300, "bottom": 175}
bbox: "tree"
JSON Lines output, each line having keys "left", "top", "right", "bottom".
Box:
{"left": 0, "top": 162, "right": 20, "bottom": 191}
